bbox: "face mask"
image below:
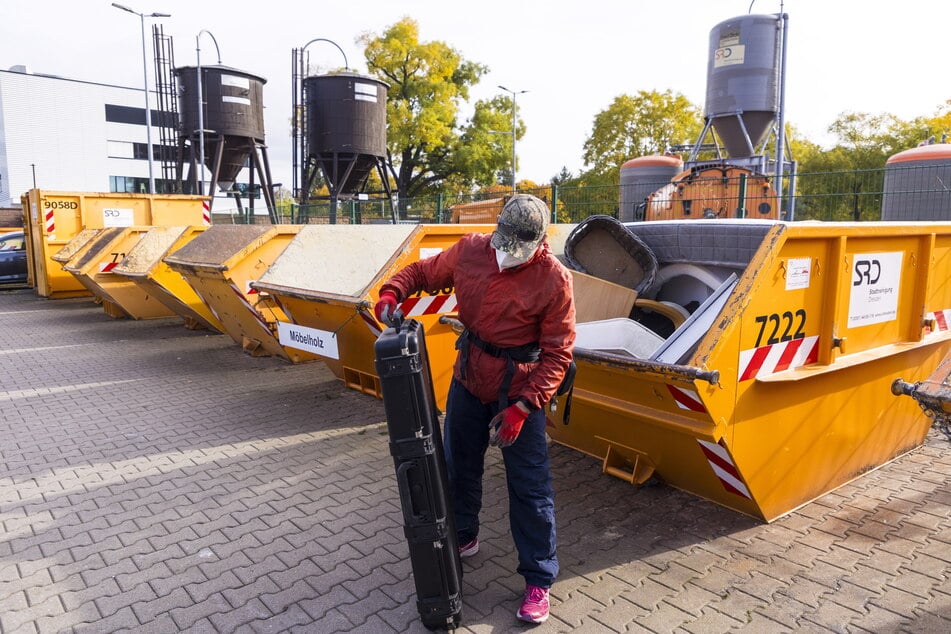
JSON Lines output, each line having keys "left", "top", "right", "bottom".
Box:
{"left": 496, "top": 247, "right": 532, "bottom": 270}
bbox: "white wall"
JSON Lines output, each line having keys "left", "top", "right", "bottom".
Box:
{"left": 0, "top": 69, "right": 259, "bottom": 211}
{"left": 0, "top": 71, "right": 146, "bottom": 205}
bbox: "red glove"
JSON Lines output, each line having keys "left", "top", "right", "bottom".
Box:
{"left": 374, "top": 291, "right": 400, "bottom": 326}
{"left": 489, "top": 401, "right": 531, "bottom": 448}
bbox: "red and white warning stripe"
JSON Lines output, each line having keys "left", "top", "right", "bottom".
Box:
{"left": 362, "top": 294, "right": 456, "bottom": 336}
{"left": 926, "top": 309, "right": 951, "bottom": 333}
{"left": 667, "top": 385, "right": 706, "bottom": 413}
{"left": 738, "top": 335, "right": 819, "bottom": 382}
{"left": 45, "top": 209, "right": 55, "bottom": 235}
{"left": 398, "top": 294, "right": 457, "bottom": 317}
{"left": 697, "top": 439, "right": 753, "bottom": 499}
{"left": 202, "top": 200, "right": 212, "bottom": 225}
{"left": 360, "top": 308, "right": 382, "bottom": 337}
{"left": 99, "top": 262, "right": 119, "bottom": 273}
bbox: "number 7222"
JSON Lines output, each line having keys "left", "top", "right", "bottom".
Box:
{"left": 753, "top": 310, "right": 806, "bottom": 348}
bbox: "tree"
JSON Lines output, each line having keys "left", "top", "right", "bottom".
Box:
{"left": 921, "top": 100, "right": 951, "bottom": 143}
{"left": 453, "top": 95, "right": 523, "bottom": 191}
{"left": 550, "top": 167, "right": 574, "bottom": 186}
{"left": 272, "top": 186, "right": 295, "bottom": 221}
{"left": 793, "top": 112, "right": 934, "bottom": 221}
{"left": 580, "top": 90, "right": 703, "bottom": 185}
{"left": 825, "top": 112, "right": 922, "bottom": 169}
{"left": 359, "top": 18, "right": 511, "bottom": 203}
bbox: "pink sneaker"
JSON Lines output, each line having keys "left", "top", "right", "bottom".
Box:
{"left": 458, "top": 538, "right": 479, "bottom": 558}
{"left": 517, "top": 584, "right": 550, "bottom": 623}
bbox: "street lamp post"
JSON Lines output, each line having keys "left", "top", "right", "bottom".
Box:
{"left": 111, "top": 3, "right": 170, "bottom": 195}
{"left": 196, "top": 30, "right": 221, "bottom": 197}
{"left": 498, "top": 85, "right": 527, "bottom": 193}
{"left": 295, "top": 38, "right": 349, "bottom": 219}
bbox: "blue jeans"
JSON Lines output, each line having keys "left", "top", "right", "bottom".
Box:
{"left": 442, "top": 378, "right": 558, "bottom": 588}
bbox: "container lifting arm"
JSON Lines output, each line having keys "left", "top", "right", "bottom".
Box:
{"left": 892, "top": 353, "right": 951, "bottom": 441}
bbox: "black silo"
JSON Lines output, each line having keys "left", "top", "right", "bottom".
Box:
{"left": 303, "top": 73, "right": 388, "bottom": 195}
{"left": 175, "top": 65, "right": 267, "bottom": 184}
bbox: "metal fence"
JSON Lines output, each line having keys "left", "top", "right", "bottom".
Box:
{"left": 210, "top": 162, "right": 951, "bottom": 225}
{"left": 791, "top": 167, "right": 886, "bottom": 222}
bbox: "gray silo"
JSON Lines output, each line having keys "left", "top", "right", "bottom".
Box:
{"left": 174, "top": 65, "right": 276, "bottom": 219}
{"left": 619, "top": 155, "right": 684, "bottom": 222}
{"left": 298, "top": 72, "right": 392, "bottom": 219}
{"left": 705, "top": 14, "right": 782, "bottom": 158}
{"left": 882, "top": 143, "right": 951, "bottom": 220}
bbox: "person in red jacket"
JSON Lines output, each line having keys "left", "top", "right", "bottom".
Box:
{"left": 375, "top": 194, "right": 576, "bottom": 624}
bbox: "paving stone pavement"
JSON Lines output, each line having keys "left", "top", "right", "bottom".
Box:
{"left": 0, "top": 287, "right": 949, "bottom": 633}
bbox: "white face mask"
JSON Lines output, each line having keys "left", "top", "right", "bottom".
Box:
{"left": 495, "top": 247, "right": 532, "bottom": 270}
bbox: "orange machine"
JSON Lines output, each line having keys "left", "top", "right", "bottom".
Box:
{"left": 645, "top": 164, "right": 779, "bottom": 221}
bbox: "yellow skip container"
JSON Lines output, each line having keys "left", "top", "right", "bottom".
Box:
{"left": 112, "top": 226, "right": 223, "bottom": 332}
{"left": 549, "top": 220, "right": 951, "bottom": 522}
{"left": 61, "top": 226, "right": 172, "bottom": 319}
{"left": 252, "top": 224, "right": 495, "bottom": 407}
{"left": 163, "top": 224, "right": 315, "bottom": 360}
{"left": 21, "top": 189, "right": 209, "bottom": 298}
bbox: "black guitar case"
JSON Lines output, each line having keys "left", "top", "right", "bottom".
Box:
{"left": 374, "top": 319, "right": 463, "bottom": 631}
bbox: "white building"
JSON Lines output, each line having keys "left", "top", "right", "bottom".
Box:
{"left": 0, "top": 66, "right": 259, "bottom": 213}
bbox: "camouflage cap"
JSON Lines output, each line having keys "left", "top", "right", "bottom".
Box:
{"left": 490, "top": 194, "right": 550, "bottom": 260}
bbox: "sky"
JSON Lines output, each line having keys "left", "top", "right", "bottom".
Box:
{"left": 4, "top": 0, "right": 950, "bottom": 190}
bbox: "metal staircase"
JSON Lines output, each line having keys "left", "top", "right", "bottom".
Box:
{"left": 152, "top": 24, "right": 180, "bottom": 193}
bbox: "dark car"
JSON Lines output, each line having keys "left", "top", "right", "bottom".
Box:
{"left": 0, "top": 231, "right": 28, "bottom": 285}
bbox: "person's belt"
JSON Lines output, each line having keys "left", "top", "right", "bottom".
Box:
{"left": 456, "top": 329, "right": 540, "bottom": 410}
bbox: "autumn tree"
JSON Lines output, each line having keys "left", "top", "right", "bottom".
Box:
{"left": 359, "top": 18, "right": 513, "bottom": 204}
{"left": 580, "top": 90, "right": 703, "bottom": 186}
{"left": 922, "top": 100, "right": 951, "bottom": 143}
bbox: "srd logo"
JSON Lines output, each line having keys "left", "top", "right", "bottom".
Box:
{"left": 853, "top": 259, "right": 881, "bottom": 286}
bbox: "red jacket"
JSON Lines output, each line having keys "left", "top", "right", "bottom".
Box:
{"left": 381, "top": 233, "right": 575, "bottom": 410}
